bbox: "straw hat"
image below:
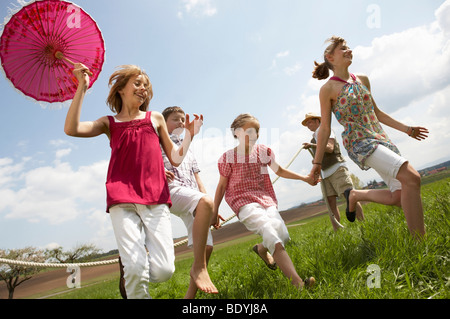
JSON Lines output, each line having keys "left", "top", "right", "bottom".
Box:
{"left": 301, "top": 112, "right": 321, "bottom": 126}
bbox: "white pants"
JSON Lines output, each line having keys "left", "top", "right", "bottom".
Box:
{"left": 170, "top": 186, "right": 213, "bottom": 248}
{"left": 109, "top": 203, "right": 175, "bottom": 299}
{"left": 365, "top": 144, "right": 407, "bottom": 192}
{"left": 238, "top": 203, "right": 290, "bottom": 255}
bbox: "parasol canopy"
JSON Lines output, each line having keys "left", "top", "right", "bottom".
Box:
{"left": 0, "top": 0, "right": 105, "bottom": 103}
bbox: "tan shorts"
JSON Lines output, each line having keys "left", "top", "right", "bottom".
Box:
{"left": 323, "top": 166, "right": 354, "bottom": 197}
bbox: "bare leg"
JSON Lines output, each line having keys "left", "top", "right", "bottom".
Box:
{"left": 355, "top": 202, "right": 364, "bottom": 221}
{"left": 254, "top": 243, "right": 276, "bottom": 267}
{"left": 349, "top": 188, "right": 401, "bottom": 211}
{"left": 327, "top": 196, "right": 342, "bottom": 231}
{"left": 189, "top": 197, "right": 218, "bottom": 295}
{"left": 348, "top": 162, "right": 425, "bottom": 238}
{"left": 185, "top": 245, "right": 214, "bottom": 299}
{"left": 272, "top": 243, "right": 314, "bottom": 289}
{"left": 395, "top": 162, "right": 425, "bottom": 238}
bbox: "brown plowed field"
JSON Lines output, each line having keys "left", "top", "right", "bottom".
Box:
{"left": 0, "top": 203, "right": 327, "bottom": 299}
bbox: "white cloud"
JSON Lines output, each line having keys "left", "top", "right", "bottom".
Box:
{"left": 436, "top": 0, "right": 450, "bottom": 38}
{"left": 178, "top": 0, "right": 217, "bottom": 18}
{"left": 270, "top": 50, "right": 290, "bottom": 69}
{"left": 55, "top": 148, "right": 71, "bottom": 160}
{"left": 49, "top": 139, "right": 71, "bottom": 148}
{"left": 0, "top": 153, "right": 108, "bottom": 225}
{"left": 282, "top": 93, "right": 320, "bottom": 125}
{"left": 284, "top": 62, "right": 302, "bottom": 76}
{"left": 276, "top": 51, "right": 290, "bottom": 58}
{"left": 0, "top": 156, "right": 27, "bottom": 187}
{"left": 351, "top": 2, "right": 450, "bottom": 114}
{"left": 43, "top": 242, "right": 61, "bottom": 250}
{"left": 269, "top": 51, "right": 302, "bottom": 76}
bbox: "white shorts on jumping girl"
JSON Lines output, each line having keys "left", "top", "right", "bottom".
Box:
{"left": 365, "top": 144, "right": 407, "bottom": 192}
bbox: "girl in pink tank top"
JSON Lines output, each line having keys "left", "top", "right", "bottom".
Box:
{"left": 106, "top": 111, "right": 170, "bottom": 210}
{"left": 64, "top": 64, "right": 204, "bottom": 298}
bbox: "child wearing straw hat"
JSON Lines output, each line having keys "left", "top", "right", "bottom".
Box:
{"left": 302, "top": 112, "right": 364, "bottom": 230}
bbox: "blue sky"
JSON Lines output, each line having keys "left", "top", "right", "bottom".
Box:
{"left": 1, "top": 0, "right": 449, "bottom": 252}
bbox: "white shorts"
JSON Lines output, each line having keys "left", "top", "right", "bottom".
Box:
{"left": 169, "top": 186, "right": 213, "bottom": 248}
{"left": 238, "top": 203, "right": 290, "bottom": 255}
{"left": 365, "top": 144, "right": 407, "bottom": 192}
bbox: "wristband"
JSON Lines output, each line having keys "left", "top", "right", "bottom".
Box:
{"left": 407, "top": 126, "right": 416, "bottom": 137}
{"left": 313, "top": 162, "right": 322, "bottom": 165}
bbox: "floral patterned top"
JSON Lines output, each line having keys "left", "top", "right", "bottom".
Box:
{"left": 331, "top": 73, "right": 401, "bottom": 170}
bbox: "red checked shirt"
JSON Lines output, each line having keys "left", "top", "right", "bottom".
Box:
{"left": 218, "top": 144, "right": 278, "bottom": 216}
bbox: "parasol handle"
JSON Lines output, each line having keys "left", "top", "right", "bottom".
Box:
{"left": 55, "top": 51, "right": 93, "bottom": 76}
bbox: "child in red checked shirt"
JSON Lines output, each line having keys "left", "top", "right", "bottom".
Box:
{"left": 213, "top": 113, "right": 316, "bottom": 289}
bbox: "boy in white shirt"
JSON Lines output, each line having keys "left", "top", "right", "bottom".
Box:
{"left": 161, "top": 106, "right": 221, "bottom": 298}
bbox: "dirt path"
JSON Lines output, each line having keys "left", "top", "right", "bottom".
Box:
{"left": 0, "top": 203, "right": 327, "bottom": 299}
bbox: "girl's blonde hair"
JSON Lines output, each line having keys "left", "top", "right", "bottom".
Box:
{"left": 106, "top": 65, "right": 153, "bottom": 113}
{"left": 230, "top": 113, "right": 260, "bottom": 138}
{"left": 312, "top": 36, "right": 347, "bottom": 80}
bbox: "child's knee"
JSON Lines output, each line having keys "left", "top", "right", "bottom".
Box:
{"left": 406, "top": 169, "right": 421, "bottom": 188}
{"left": 150, "top": 263, "right": 175, "bottom": 283}
{"left": 198, "top": 196, "right": 214, "bottom": 212}
{"left": 398, "top": 163, "right": 421, "bottom": 189}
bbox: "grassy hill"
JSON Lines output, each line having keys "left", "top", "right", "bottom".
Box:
{"left": 48, "top": 176, "right": 449, "bottom": 300}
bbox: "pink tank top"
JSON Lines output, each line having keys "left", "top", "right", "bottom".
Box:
{"left": 105, "top": 111, "right": 171, "bottom": 211}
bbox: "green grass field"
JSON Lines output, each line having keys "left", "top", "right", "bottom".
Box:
{"left": 51, "top": 177, "right": 450, "bottom": 299}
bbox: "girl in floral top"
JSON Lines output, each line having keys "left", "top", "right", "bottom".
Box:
{"left": 309, "top": 36, "right": 428, "bottom": 238}
{"left": 214, "top": 113, "right": 316, "bottom": 289}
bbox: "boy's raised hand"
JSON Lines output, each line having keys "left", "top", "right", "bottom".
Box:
{"left": 185, "top": 113, "right": 204, "bottom": 139}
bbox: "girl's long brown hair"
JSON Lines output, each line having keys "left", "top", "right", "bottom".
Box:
{"left": 106, "top": 65, "right": 153, "bottom": 114}
{"left": 312, "top": 36, "right": 347, "bottom": 80}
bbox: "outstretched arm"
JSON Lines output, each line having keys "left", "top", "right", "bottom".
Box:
{"left": 155, "top": 112, "right": 203, "bottom": 167}
{"left": 64, "top": 63, "right": 109, "bottom": 138}
{"left": 358, "top": 74, "right": 429, "bottom": 141}
{"left": 270, "top": 160, "right": 318, "bottom": 186}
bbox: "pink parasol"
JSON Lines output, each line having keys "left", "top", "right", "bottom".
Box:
{"left": 0, "top": 0, "right": 105, "bottom": 103}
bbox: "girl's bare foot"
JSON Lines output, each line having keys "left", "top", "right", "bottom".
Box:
{"left": 190, "top": 266, "right": 218, "bottom": 294}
